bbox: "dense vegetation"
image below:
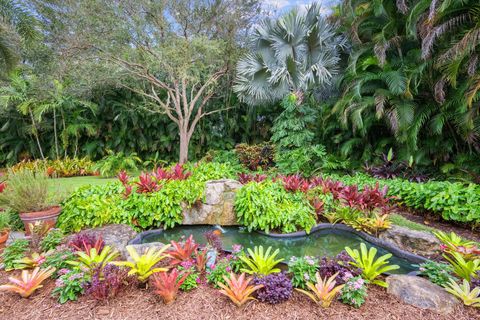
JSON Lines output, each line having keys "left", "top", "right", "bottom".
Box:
{"left": 0, "top": 0, "right": 478, "bottom": 181}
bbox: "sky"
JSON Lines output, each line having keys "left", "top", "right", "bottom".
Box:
{"left": 263, "top": 0, "right": 340, "bottom": 13}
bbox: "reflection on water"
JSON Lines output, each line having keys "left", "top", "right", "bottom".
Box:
{"left": 141, "top": 225, "right": 415, "bottom": 274}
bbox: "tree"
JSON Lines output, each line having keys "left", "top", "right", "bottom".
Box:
{"left": 0, "top": 0, "right": 39, "bottom": 76}
{"left": 234, "top": 2, "right": 346, "bottom": 105}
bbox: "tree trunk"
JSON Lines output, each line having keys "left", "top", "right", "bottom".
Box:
{"left": 29, "top": 108, "right": 45, "bottom": 160}
{"left": 53, "top": 108, "right": 59, "bottom": 159}
{"left": 178, "top": 127, "right": 189, "bottom": 164}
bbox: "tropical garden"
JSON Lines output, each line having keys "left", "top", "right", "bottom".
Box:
{"left": 0, "top": 0, "right": 479, "bottom": 319}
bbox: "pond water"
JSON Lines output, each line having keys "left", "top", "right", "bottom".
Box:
{"left": 139, "top": 225, "right": 416, "bottom": 274}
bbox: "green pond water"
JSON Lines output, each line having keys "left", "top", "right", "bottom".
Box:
{"left": 140, "top": 225, "right": 416, "bottom": 274}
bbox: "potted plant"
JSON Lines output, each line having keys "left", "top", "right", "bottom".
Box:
{"left": 0, "top": 210, "right": 10, "bottom": 247}
{"left": 0, "top": 169, "right": 61, "bottom": 235}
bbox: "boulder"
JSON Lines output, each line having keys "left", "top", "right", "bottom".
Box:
{"left": 379, "top": 225, "right": 441, "bottom": 257}
{"left": 182, "top": 179, "right": 242, "bottom": 225}
{"left": 386, "top": 275, "right": 459, "bottom": 315}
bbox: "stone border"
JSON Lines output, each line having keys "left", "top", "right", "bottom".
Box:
{"left": 129, "top": 222, "right": 427, "bottom": 265}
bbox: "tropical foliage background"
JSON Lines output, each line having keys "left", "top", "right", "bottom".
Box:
{"left": 0, "top": 0, "right": 479, "bottom": 179}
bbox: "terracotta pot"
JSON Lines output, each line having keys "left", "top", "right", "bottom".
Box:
{"left": 0, "top": 229, "right": 9, "bottom": 244}
{"left": 19, "top": 206, "right": 62, "bottom": 235}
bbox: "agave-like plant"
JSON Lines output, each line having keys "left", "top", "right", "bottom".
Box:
{"left": 240, "top": 246, "right": 284, "bottom": 276}
{"left": 234, "top": 2, "right": 345, "bottom": 105}
{"left": 68, "top": 246, "right": 119, "bottom": 273}
{"left": 345, "top": 243, "right": 399, "bottom": 287}
{"left": 443, "top": 252, "right": 480, "bottom": 282}
{"left": 295, "top": 271, "right": 344, "bottom": 308}
{"left": 113, "top": 245, "right": 171, "bottom": 282}
{"left": 152, "top": 269, "right": 189, "bottom": 304}
{"left": 168, "top": 235, "right": 198, "bottom": 265}
{"left": 218, "top": 272, "right": 263, "bottom": 307}
{"left": 444, "top": 278, "right": 480, "bottom": 307}
{"left": 0, "top": 267, "right": 55, "bottom": 298}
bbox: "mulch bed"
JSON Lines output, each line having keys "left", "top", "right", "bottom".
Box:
{"left": 1, "top": 271, "right": 478, "bottom": 320}
{"left": 397, "top": 209, "right": 480, "bottom": 242}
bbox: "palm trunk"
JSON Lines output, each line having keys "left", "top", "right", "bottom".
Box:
{"left": 29, "top": 108, "right": 45, "bottom": 160}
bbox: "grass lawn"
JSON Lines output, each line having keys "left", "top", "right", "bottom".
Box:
{"left": 49, "top": 175, "right": 117, "bottom": 195}
{"left": 390, "top": 213, "right": 434, "bottom": 233}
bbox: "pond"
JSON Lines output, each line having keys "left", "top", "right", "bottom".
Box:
{"left": 136, "top": 225, "right": 417, "bottom": 274}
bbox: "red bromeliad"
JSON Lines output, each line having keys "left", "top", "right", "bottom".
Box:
{"left": 282, "top": 175, "right": 310, "bottom": 193}
{"left": 152, "top": 269, "right": 189, "bottom": 304}
{"left": 135, "top": 172, "right": 160, "bottom": 193}
{"left": 168, "top": 235, "right": 199, "bottom": 265}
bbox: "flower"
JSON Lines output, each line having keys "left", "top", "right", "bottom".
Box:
{"left": 232, "top": 244, "right": 243, "bottom": 253}
{"left": 303, "top": 272, "right": 310, "bottom": 281}
{"left": 55, "top": 279, "right": 65, "bottom": 288}
{"left": 58, "top": 268, "right": 70, "bottom": 276}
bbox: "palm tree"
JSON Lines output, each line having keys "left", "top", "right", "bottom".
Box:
{"left": 0, "top": 0, "right": 39, "bottom": 75}
{"left": 0, "top": 71, "right": 45, "bottom": 159}
{"left": 234, "top": 2, "right": 346, "bottom": 105}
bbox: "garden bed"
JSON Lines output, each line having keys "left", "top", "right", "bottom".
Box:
{"left": 0, "top": 270, "right": 478, "bottom": 320}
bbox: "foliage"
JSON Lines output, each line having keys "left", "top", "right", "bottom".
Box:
{"left": 68, "top": 246, "right": 119, "bottom": 274}
{"left": 234, "top": 3, "right": 345, "bottom": 105}
{"left": 345, "top": 243, "right": 400, "bottom": 287}
{"left": 11, "top": 158, "right": 95, "bottom": 178}
{"left": 0, "top": 169, "right": 55, "bottom": 212}
{"left": 240, "top": 246, "right": 283, "bottom": 276}
{"left": 295, "top": 272, "right": 345, "bottom": 308}
{"left": 113, "top": 245, "right": 170, "bottom": 282}
{"left": 14, "top": 251, "right": 50, "bottom": 269}
{"left": 152, "top": 269, "right": 189, "bottom": 305}
{"left": 178, "top": 268, "right": 199, "bottom": 292}
{"left": 0, "top": 210, "right": 10, "bottom": 231}
{"left": 416, "top": 260, "right": 455, "bottom": 287}
{"left": 434, "top": 231, "right": 480, "bottom": 260}
{"left": 252, "top": 272, "right": 293, "bottom": 304}
{"left": 68, "top": 233, "right": 105, "bottom": 254}
{"left": 339, "top": 275, "right": 368, "bottom": 308}
{"left": 168, "top": 235, "right": 199, "bottom": 265}
{"left": 40, "top": 228, "right": 64, "bottom": 252}
{"left": 444, "top": 279, "right": 480, "bottom": 307}
{"left": 235, "top": 143, "right": 275, "bottom": 171}
{"left": 288, "top": 256, "right": 319, "bottom": 289}
{"left": 206, "top": 259, "right": 231, "bottom": 288}
{"left": 0, "top": 266, "right": 55, "bottom": 298}
{"left": 86, "top": 264, "right": 129, "bottom": 301}
{"left": 1, "top": 238, "right": 29, "bottom": 271}
{"left": 51, "top": 268, "right": 87, "bottom": 303}
{"left": 443, "top": 252, "right": 480, "bottom": 282}
{"left": 42, "top": 249, "right": 75, "bottom": 277}
{"left": 318, "top": 251, "right": 361, "bottom": 284}
{"left": 234, "top": 180, "right": 316, "bottom": 233}
{"left": 237, "top": 173, "right": 268, "bottom": 185}
{"left": 58, "top": 162, "right": 234, "bottom": 232}
{"left": 93, "top": 151, "right": 141, "bottom": 177}
{"left": 218, "top": 272, "right": 263, "bottom": 307}
{"left": 204, "top": 231, "right": 223, "bottom": 252}
{"left": 276, "top": 145, "right": 329, "bottom": 177}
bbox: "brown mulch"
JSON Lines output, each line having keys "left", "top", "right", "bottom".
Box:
{"left": 397, "top": 209, "right": 480, "bottom": 242}
{"left": 0, "top": 271, "right": 478, "bottom": 320}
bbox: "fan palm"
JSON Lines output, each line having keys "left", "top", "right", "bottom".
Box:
{"left": 234, "top": 2, "right": 346, "bottom": 105}
{"left": 0, "top": 0, "right": 39, "bottom": 75}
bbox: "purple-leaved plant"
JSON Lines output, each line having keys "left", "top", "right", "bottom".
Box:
{"left": 253, "top": 272, "right": 293, "bottom": 304}
{"left": 86, "top": 264, "right": 129, "bottom": 301}
{"left": 318, "top": 251, "right": 361, "bottom": 284}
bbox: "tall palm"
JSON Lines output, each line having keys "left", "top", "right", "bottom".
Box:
{"left": 0, "top": 0, "right": 39, "bottom": 75}
{"left": 234, "top": 2, "right": 346, "bottom": 105}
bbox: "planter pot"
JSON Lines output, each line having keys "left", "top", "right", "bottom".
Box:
{"left": 19, "top": 206, "right": 62, "bottom": 235}
{"left": 0, "top": 229, "right": 10, "bottom": 251}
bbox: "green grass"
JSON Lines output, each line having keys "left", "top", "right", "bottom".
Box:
{"left": 49, "top": 176, "right": 117, "bottom": 195}
{"left": 390, "top": 214, "right": 435, "bottom": 233}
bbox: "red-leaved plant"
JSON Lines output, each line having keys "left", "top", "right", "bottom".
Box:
{"left": 154, "top": 164, "right": 192, "bottom": 181}
{"left": 281, "top": 175, "right": 310, "bottom": 193}
{"left": 0, "top": 181, "right": 6, "bottom": 193}
{"left": 168, "top": 235, "right": 199, "bottom": 265}
{"left": 69, "top": 233, "right": 105, "bottom": 254}
{"left": 152, "top": 269, "right": 189, "bottom": 304}
{"left": 195, "top": 249, "right": 208, "bottom": 273}
{"left": 135, "top": 173, "right": 160, "bottom": 193}
{"left": 237, "top": 173, "right": 268, "bottom": 184}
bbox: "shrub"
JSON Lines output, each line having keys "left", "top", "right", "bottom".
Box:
{"left": 11, "top": 158, "right": 95, "bottom": 178}
{"left": 416, "top": 260, "right": 455, "bottom": 286}
{"left": 42, "top": 249, "right": 75, "bottom": 277}
{"left": 276, "top": 145, "right": 327, "bottom": 177}
{"left": 287, "top": 256, "right": 319, "bottom": 289}
{"left": 206, "top": 259, "right": 230, "bottom": 288}
{"left": 52, "top": 268, "right": 88, "bottom": 303}
{"left": 234, "top": 180, "right": 316, "bottom": 233}
{"left": 40, "top": 228, "right": 64, "bottom": 252}
{"left": 1, "top": 238, "right": 29, "bottom": 271}
{"left": 58, "top": 162, "right": 234, "bottom": 232}
{"left": 252, "top": 272, "right": 293, "bottom": 304}
{"left": 93, "top": 151, "right": 141, "bottom": 177}
{"left": 235, "top": 143, "right": 275, "bottom": 171}
{"left": 179, "top": 269, "right": 200, "bottom": 292}
{"left": 86, "top": 264, "right": 129, "bottom": 300}
{"left": 339, "top": 275, "right": 368, "bottom": 308}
